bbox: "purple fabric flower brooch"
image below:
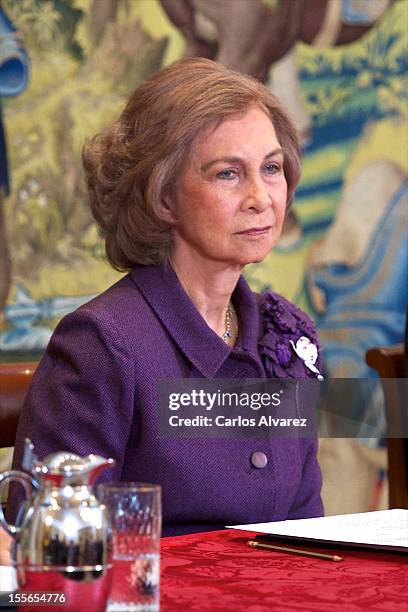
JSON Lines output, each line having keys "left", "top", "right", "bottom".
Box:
{"left": 258, "top": 290, "right": 323, "bottom": 380}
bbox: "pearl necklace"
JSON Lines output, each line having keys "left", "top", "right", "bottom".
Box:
{"left": 221, "top": 305, "right": 233, "bottom": 342}
{"left": 220, "top": 302, "right": 238, "bottom": 344}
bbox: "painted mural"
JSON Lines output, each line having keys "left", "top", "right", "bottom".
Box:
{"left": 1, "top": 0, "right": 407, "bottom": 379}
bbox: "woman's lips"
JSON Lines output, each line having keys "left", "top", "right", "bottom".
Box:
{"left": 234, "top": 226, "right": 272, "bottom": 236}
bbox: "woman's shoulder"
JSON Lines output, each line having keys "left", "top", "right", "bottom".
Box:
{"left": 64, "top": 273, "right": 148, "bottom": 323}
{"left": 77, "top": 273, "right": 143, "bottom": 313}
{"left": 256, "top": 289, "right": 322, "bottom": 378}
{"left": 52, "top": 273, "right": 152, "bottom": 348}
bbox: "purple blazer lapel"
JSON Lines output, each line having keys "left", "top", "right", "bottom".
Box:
{"left": 130, "top": 265, "right": 261, "bottom": 377}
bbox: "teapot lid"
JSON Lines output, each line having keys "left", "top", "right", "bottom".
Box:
{"left": 38, "top": 451, "right": 93, "bottom": 475}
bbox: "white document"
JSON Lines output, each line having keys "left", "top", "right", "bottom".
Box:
{"left": 227, "top": 509, "right": 408, "bottom": 548}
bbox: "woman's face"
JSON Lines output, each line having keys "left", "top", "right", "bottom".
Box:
{"left": 167, "top": 106, "right": 288, "bottom": 269}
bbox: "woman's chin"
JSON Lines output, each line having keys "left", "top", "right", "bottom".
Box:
{"left": 235, "top": 243, "right": 275, "bottom": 266}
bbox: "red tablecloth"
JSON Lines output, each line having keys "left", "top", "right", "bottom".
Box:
{"left": 160, "top": 529, "right": 408, "bottom": 611}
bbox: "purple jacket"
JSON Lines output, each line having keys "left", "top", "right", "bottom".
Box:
{"left": 11, "top": 265, "right": 323, "bottom": 535}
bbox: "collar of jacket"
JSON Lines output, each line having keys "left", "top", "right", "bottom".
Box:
{"left": 130, "top": 264, "right": 261, "bottom": 378}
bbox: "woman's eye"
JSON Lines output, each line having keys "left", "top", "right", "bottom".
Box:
{"left": 216, "top": 169, "right": 237, "bottom": 180}
{"left": 264, "top": 163, "right": 281, "bottom": 174}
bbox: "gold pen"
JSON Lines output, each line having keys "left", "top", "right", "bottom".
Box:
{"left": 248, "top": 540, "right": 343, "bottom": 562}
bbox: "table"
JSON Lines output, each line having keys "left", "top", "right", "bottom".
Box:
{"left": 160, "top": 529, "right": 408, "bottom": 611}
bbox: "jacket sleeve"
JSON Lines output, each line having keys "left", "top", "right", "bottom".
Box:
{"left": 7, "top": 306, "right": 135, "bottom": 520}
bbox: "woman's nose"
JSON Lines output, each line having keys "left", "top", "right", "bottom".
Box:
{"left": 241, "top": 176, "right": 271, "bottom": 212}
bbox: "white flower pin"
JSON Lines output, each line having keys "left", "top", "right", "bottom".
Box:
{"left": 290, "top": 336, "right": 324, "bottom": 381}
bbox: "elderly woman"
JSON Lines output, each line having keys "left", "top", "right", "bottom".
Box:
{"left": 10, "top": 58, "right": 323, "bottom": 536}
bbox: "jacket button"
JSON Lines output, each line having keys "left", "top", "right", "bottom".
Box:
{"left": 251, "top": 451, "right": 268, "bottom": 469}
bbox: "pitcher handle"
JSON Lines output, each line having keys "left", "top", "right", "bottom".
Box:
{"left": 0, "top": 471, "right": 38, "bottom": 537}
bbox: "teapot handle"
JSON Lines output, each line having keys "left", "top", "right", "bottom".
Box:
{"left": 0, "top": 470, "right": 38, "bottom": 538}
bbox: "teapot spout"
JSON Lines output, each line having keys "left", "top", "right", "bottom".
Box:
{"left": 85, "top": 455, "right": 116, "bottom": 484}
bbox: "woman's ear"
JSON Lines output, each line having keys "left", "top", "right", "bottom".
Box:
{"left": 157, "top": 194, "right": 178, "bottom": 224}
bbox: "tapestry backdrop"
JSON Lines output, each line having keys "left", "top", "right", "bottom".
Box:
{"left": 1, "top": 0, "right": 407, "bottom": 379}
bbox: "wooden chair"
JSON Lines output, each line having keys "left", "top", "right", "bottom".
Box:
{"left": 0, "top": 362, "right": 37, "bottom": 448}
{"left": 366, "top": 345, "right": 408, "bottom": 509}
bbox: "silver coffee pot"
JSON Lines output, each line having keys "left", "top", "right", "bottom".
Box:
{"left": 0, "top": 440, "right": 115, "bottom": 612}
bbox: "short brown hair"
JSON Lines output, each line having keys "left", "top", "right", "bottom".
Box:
{"left": 82, "top": 58, "right": 301, "bottom": 270}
